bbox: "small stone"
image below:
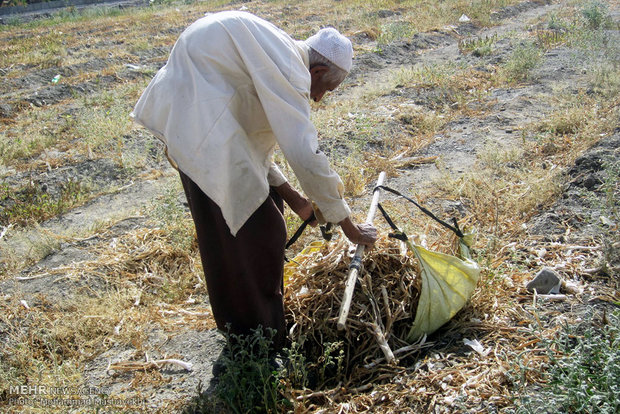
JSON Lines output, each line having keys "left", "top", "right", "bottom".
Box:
{"left": 377, "top": 9, "right": 397, "bottom": 18}
{"left": 0, "top": 103, "right": 13, "bottom": 118}
{"left": 526, "top": 267, "right": 562, "bottom": 294}
{"left": 583, "top": 174, "right": 602, "bottom": 190}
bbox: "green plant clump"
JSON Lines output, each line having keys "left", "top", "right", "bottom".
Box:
{"left": 580, "top": 1, "right": 613, "bottom": 30}
{"left": 503, "top": 42, "right": 543, "bottom": 83}
{"left": 0, "top": 179, "right": 88, "bottom": 226}
{"left": 185, "top": 327, "right": 290, "bottom": 414}
{"left": 516, "top": 310, "right": 620, "bottom": 414}
{"left": 183, "top": 327, "right": 347, "bottom": 413}
{"left": 459, "top": 34, "right": 498, "bottom": 57}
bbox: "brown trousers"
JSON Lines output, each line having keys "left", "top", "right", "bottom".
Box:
{"left": 179, "top": 171, "right": 287, "bottom": 351}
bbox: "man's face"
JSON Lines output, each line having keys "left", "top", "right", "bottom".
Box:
{"left": 310, "top": 66, "right": 342, "bottom": 102}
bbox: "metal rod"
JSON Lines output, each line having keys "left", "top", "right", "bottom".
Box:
{"left": 337, "top": 171, "right": 386, "bottom": 330}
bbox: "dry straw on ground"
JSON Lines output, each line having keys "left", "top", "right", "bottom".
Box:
{"left": 281, "top": 201, "right": 612, "bottom": 412}
{"left": 284, "top": 226, "right": 469, "bottom": 385}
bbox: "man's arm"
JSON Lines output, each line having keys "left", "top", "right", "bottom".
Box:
{"left": 248, "top": 40, "right": 376, "bottom": 246}
{"left": 275, "top": 182, "right": 377, "bottom": 246}
{"left": 274, "top": 181, "right": 316, "bottom": 224}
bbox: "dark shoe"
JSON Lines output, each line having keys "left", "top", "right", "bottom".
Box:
{"left": 269, "top": 355, "right": 290, "bottom": 373}
{"left": 212, "top": 359, "right": 227, "bottom": 377}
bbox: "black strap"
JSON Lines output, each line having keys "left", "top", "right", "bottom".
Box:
{"left": 377, "top": 203, "right": 409, "bottom": 241}
{"left": 376, "top": 203, "right": 399, "bottom": 233}
{"left": 374, "top": 185, "right": 464, "bottom": 238}
{"left": 285, "top": 212, "right": 315, "bottom": 250}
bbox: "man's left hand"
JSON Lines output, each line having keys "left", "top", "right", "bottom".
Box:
{"left": 275, "top": 182, "right": 318, "bottom": 226}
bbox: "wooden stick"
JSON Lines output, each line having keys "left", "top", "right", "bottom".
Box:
{"left": 337, "top": 171, "right": 386, "bottom": 330}
{"left": 394, "top": 155, "right": 438, "bottom": 169}
{"left": 108, "top": 358, "right": 193, "bottom": 372}
{"left": 363, "top": 335, "right": 432, "bottom": 369}
{"left": 368, "top": 322, "right": 396, "bottom": 364}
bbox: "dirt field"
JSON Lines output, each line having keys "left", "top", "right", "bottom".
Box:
{"left": 1, "top": 0, "right": 618, "bottom": 412}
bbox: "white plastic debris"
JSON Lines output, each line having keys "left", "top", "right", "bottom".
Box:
{"left": 459, "top": 14, "right": 471, "bottom": 22}
{"left": 464, "top": 338, "right": 491, "bottom": 357}
{"left": 600, "top": 216, "right": 614, "bottom": 226}
{"left": 0, "top": 224, "right": 13, "bottom": 240}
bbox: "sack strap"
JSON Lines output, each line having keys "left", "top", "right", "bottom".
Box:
{"left": 285, "top": 213, "right": 334, "bottom": 250}
{"left": 285, "top": 213, "right": 315, "bottom": 250}
{"left": 374, "top": 185, "right": 464, "bottom": 238}
{"left": 376, "top": 203, "right": 409, "bottom": 242}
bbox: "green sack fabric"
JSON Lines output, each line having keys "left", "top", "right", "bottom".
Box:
{"left": 406, "top": 237, "right": 480, "bottom": 343}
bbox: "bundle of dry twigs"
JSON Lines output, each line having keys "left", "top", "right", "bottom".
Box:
{"left": 284, "top": 234, "right": 424, "bottom": 382}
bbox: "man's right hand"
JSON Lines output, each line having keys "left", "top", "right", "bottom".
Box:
{"left": 339, "top": 217, "right": 377, "bottom": 247}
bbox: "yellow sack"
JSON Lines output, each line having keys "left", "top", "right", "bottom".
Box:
{"left": 406, "top": 236, "right": 480, "bottom": 343}
{"left": 284, "top": 241, "right": 324, "bottom": 284}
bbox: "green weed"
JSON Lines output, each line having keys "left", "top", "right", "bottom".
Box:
{"left": 502, "top": 42, "right": 543, "bottom": 83}
{"left": 0, "top": 29, "right": 67, "bottom": 68}
{"left": 0, "top": 178, "right": 89, "bottom": 227}
{"left": 589, "top": 62, "right": 620, "bottom": 99}
{"left": 73, "top": 102, "right": 133, "bottom": 159}
{"left": 536, "top": 29, "right": 569, "bottom": 50}
{"left": 391, "top": 63, "right": 459, "bottom": 89}
{"left": 129, "top": 38, "right": 152, "bottom": 54}
{"left": 312, "top": 340, "right": 345, "bottom": 388}
{"left": 377, "top": 20, "right": 416, "bottom": 44}
{"left": 183, "top": 331, "right": 347, "bottom": 413}
{"left": 283, "top": 341, "right": 308, "bottom": 389}
{"left": 547, "top": 11, "right": 572, "bottom": 32}
{"left": 580, "top": 1, "right": 613, "bottom": 30}
{"left": 284, "top": 337, "right": 346, "bottom": 390}
{"left": 533, "top": 94, "right": 617, "bottom": 147}
{"left": 212, "top": 327, "right": 290, "bottom": 414}
{"left": 459, "top": 34, "right": 498, "bottom": 57}
{"left": 514, "top": 311, "right": 620, "bottom": 414}
{"left": 147, "top": 181, "right": 194, "bottom": 251}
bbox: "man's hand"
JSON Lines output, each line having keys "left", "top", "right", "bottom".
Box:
{"left": 339, "top": 217, "right": 377, "bottom": 246}
{"left": 274, "top": 182, "right": 317, "bottom": 225}
{"left": 275, "top": 183, "right": 378, "bottom": 245}
{"left": 293, "top": 198, "right": 317, "bottom": 225}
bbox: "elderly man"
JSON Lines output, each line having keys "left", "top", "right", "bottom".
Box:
{"left": 132, "top": 11, "right": 377, "bottom": 351}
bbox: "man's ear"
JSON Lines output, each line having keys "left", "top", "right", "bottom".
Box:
{"left": 310, "top": 65, "right": 329, "bottom": 78}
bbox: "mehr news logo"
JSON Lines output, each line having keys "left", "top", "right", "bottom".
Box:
{"left": 9, "top": 385, "right": 107, "bottom": 396}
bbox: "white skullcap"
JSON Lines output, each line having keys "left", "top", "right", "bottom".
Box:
{"left": 305, "top": 27, "right": 353, "bottom": 72}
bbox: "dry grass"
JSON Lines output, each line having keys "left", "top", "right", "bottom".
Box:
{"left": 0, "top": 221, "right": 211, "bottom": 408}
{"left": 1, "top": 0, "right": 618, "bottom": 412}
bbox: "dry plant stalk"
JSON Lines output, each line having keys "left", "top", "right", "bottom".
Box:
{"left": 108, "top": 357, "right": 193, "bottom": 372}
{"left": 392, "top": 155, "right": 438, "bottom": 169}
{"left": 284, "top": 234, "right": 423, "bottom": 379}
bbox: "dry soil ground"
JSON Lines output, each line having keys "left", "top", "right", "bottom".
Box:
{"left": 0, "top": 0, "right": 618, "bottom": 413}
